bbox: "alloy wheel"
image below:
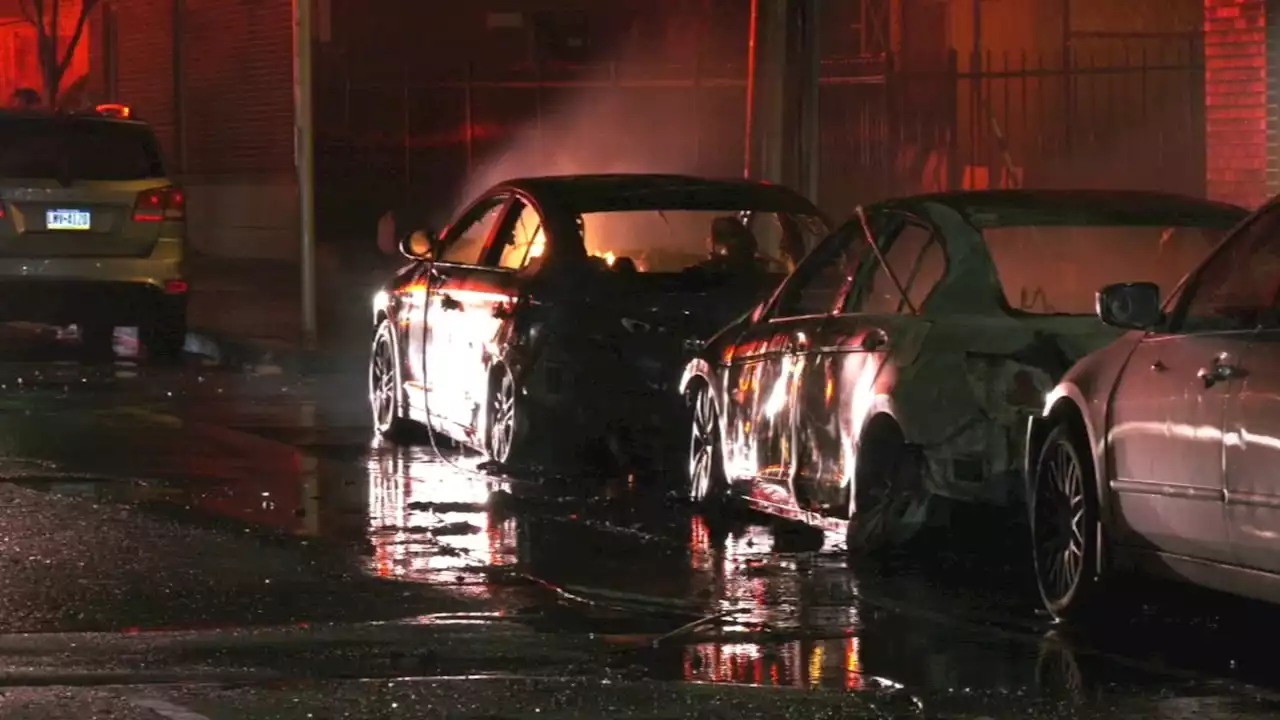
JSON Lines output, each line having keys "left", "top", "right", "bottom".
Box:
{"left": 489, "top": 373, "right": 517, "bottom": 462}
{"left": 1034, "top": 438, "right": 1087, "bottom": 604}
{"left": 689, "top": 387, "right": 718, "bottom": 502}
{"left": 369, "top": 334, "right": 397, "bottom": 432}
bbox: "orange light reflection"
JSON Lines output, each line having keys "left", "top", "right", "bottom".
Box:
{"left": 366, "top": 444, "right": 518, "bottom": 603}
{"left": 680, "top": 514, "right": 863, "bottom": 690}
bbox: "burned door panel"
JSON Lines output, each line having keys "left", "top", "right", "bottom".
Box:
{"left": 423, "top": 196, "right": 510, "bottom": 435}
{"left": 722, "top": 323, "right": 779, "bottom": 483}
{"left": 457, "top": 268, "right": 521, "bottom": 441}
{"left": 392, "top": 263, "right": 429, "bottom": 417}
{"left": 792, "top": 316, "right": 894, "bottom": 514}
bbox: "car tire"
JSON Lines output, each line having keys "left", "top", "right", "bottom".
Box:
{"left": 846, "top": 420, "right": 932, "bottom": 557}
{"left": 369, "top": 319, "right": 414, "bottom": 441}
{"left": 142, "top": 297, "right": 187, "bottom": 362}
{"left": 486, "top": 366, "right": 528, "bottom": 466}
{"left": 688, "top": 382, "right": 730, "bottom": 518}
{"left": 1030, "top": 422, "right": 1104, "bottom": 622}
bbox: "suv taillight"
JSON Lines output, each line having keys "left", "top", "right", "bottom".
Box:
{"left": 133, "top": 186, "right": 184, "bottom": 222}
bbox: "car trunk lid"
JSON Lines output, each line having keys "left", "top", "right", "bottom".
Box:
{"left": 0, "top": 179, "right": 175, "bottom": 258}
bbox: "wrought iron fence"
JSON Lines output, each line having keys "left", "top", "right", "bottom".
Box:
{"left": 314, "top": 43, "right": 1205, "bottom": 245}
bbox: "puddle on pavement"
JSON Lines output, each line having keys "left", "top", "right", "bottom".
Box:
{"left": 9, "top": 422, "right": 1280, "bottom": 711}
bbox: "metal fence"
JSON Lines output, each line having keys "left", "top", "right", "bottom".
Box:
{"left": 314, "top": 43, "right": 1205, "bottom": 245}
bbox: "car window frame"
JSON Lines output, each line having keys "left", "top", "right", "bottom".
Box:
{"left": 1163, "top": 201, "right": 1280, "bottom": 334}
{"left": 479, "top": 195, "right": 547, "bottom": 273}
{"left": 435, "top": 193, "right": 513, "bottom": 267}
{"left": 762, "top": 218, "right": 868, "bottom": 323}
{"left": 842, "top": 210, "right": 947, "bottom": 316}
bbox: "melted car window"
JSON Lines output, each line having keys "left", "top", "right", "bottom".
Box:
{"left": 441, "top": 201, "right": 504, "bottom": 265}
{"left": 981, "top": 224, "right": 1226, "bottom": 315}
{"left": 858, "top": 223, "right": 945, "bottom": 314}
{"left": 496, "top": 203, "right": 545, "bottom": 270}
{"left": 578, "top": 209, "right": 820, "bottom": 273}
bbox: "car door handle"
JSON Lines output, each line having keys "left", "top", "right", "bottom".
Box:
{"left": 1198, "top": 353, "right": 1243, "bottom": 389}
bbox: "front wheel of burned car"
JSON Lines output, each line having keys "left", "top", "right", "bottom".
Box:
{"left": 1030, "top": 423, "right": 1106, "bottom": 622}
{"left": 846, "top": 420, "right": 932, "bottom": 557}
{"left": 486, "top": 366, "right": 530, "bottom": 466}
{"left": 369, "top": 320, "right": 413, "bottom": 442}
{"left": 688, "top": 383, "right": 729, "bottom": 515}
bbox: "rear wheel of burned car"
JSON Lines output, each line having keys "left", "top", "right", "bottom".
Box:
{"left": 369, "top": 320, "right": 411, "bottom": 441}
{"left": 486, "top": 366, "right": 528, "bottom": 466}
{"left": 688, "top": 382, "right": 729, "bottom": 515}
{"left": 1031, "top": 422, "right": 1104, "bottom": 621}
{"left": 847, "top": 419, "right": 931, "bottom": 557}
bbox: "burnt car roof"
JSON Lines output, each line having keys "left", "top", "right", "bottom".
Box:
{"left": 493, "top": 173, "right": 825, "bottom": 217}
{"left": 872, "top": 189, "right": 1248, "bottom": 228}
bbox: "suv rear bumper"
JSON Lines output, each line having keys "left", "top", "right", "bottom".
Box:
{"left": 0, "top": 254, "right": 184, "bottom": 325}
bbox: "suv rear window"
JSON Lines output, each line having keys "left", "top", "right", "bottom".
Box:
{"left": 0, "top": 117, "right": 165, "bottom": 181}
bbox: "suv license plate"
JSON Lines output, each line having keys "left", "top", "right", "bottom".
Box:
{"left": 47, "top": 209, "right": 91, "bottom": 230}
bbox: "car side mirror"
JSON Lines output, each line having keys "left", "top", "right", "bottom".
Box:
{"left": 399, "top": 229, "right": 436, "bottom": 260}
{"left": 1097, "top": 281, "right": 1162, "bottom": 330}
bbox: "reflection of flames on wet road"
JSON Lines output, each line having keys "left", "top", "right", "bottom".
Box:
{"left": 365, "top": 443, "right": 518, "bottom": 601}
{"left": 682, "top": 514, "right": 865, "bottom": 690}
{"left": 682, "top": 637, "right": 865, "bottom": 690}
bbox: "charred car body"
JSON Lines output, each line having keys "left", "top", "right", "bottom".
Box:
{"left": 679, "top": 190, "right": 1247, "bottom": 551}
{"left": 369, "top": 173, "right": 828, "bottom": 469}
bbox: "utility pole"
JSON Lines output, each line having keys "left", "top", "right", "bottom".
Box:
{"left": 743, "top": 0, "right": 759, "bottom": 178}
{"left": 293, "top": 0, "right": 318, "bottom": 349}
{"left": 746, "top": 0, "right": 788, "bottom": 183}
{"left": 797, "top": 0, "right": 821, "bottom": 204}
{"left": 745, "top": 0, "right": 820, "bottom": 202}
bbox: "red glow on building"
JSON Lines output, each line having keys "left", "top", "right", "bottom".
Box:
{"left": 1204, "top": 0, "right": 1270, "bottom": 207}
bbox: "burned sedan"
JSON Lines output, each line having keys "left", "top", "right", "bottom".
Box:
{"left": 679, "top": 190, "right": 1247, "bottom": 552}
{"left": 369, "top": 173, "right": 828, "bottom": 469}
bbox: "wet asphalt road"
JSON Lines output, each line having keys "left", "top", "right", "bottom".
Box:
{"left": 2, "top": 337, "right": 1280, "bottom": 717}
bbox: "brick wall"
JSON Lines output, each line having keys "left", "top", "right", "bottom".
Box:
{"left": 182, "top": 0, "right": 293, "bottom": 176}
{"left": 179, "top": 0, "right": 297, "bottom": 260}
{"left": 114, "top": 0, "right": 175, "bottom": 158}
{"left": 114, "top": 0, "right": 297, "bottom": 260}
{"left": 1204, "top": 0, "right": 1270, "bottom": 208}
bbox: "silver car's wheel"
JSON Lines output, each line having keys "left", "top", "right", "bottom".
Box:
{"left": 369, "top": 321, "right": 404, "bottom": 437}
{"left": 689, "top": 384, "right": 727, "bottom": 507}
{"left": 1031, "top": 423, "right": 1103, "bottom": 620}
